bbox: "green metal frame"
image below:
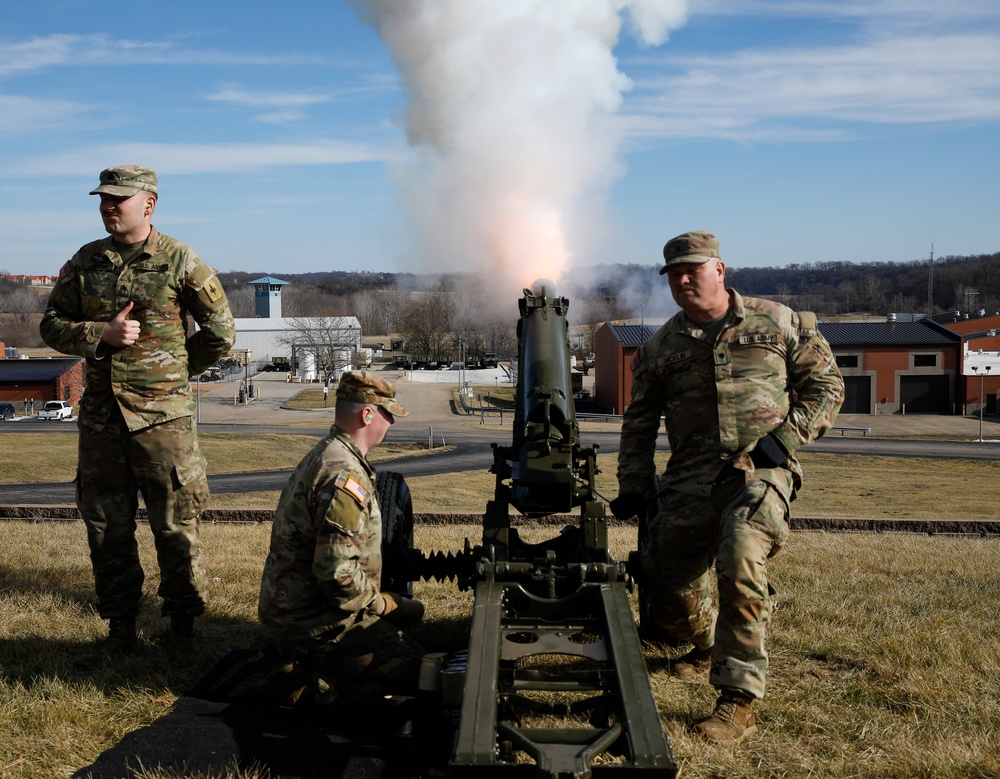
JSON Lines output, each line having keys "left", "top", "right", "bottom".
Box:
{"left": 409, "top": 284, "right": 677, "bottom": 777}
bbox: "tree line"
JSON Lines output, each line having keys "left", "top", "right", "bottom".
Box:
{"left": 2, "top": 250, "right": 997, "bottom": 353}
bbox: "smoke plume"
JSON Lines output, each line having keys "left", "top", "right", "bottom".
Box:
{"left": 352, "top": 0, "right": 688, "bottom": 299}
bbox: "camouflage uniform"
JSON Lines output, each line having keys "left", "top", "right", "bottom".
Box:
{"left": 40, "top": 223, "right": 235, "bottom": 620}
{"left": 618, "top": 290, "right": 844, "bottom": 698}
{"left": 258, "top": 425, "right": 423, "bottom": 705}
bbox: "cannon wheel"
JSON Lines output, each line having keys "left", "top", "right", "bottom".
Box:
{"left": 377, "top": 470, "right": 414, "bottom": 597}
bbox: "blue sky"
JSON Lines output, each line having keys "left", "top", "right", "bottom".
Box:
{"left": 2, "top": 1, "right": 998, "bottom": 295}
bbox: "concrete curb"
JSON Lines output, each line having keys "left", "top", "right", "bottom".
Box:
{"left": 1, "top": 504, "right": 997, "bottom": 536}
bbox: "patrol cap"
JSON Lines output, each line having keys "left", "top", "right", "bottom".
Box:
{"left": 336, "top": 371, "right": 409, "bottom": 418}
{"left": 660, "top": 230, "right": 720, "bottom": 274}
{"left": 89, "top": 165, "right": 158, "bottom": 197}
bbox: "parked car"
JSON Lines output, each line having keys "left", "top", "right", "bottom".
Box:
{"left": 37, "top": 400, "right": 73, "bottom": 420}
{"left": 0, "top": 403, "right": 15, "bottom": 421}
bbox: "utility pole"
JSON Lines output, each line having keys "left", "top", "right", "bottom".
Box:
{"left": 927, "top": 242, "right": 934, "bottom": 315}
{"left": 926, "top": 230, "right": 941, "bottom": 315}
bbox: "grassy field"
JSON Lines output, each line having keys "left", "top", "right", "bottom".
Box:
{"left": 6, "top": 432, "right": 997, "bottom": 519}
{"left": 2, "top": 433, "right": 1000, "bottom": 777}
{"left": 387, "top": 450, "right": 1000, "bottom": 520}
{"left": 1, "top": 522, "right": 997, "bottom": 779}
{"left": 0, "top": 433, "right": 431, "bottom": 487}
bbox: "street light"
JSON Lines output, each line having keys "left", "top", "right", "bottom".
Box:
{"left": 971, "top": 364, "right": 992, "bottom": 442}
{"left": 458, "top": 336, "right": 467, "bottom": 393}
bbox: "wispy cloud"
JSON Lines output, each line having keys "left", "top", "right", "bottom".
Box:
{"left": 204, "top": 87, "right": 332, "bottom": 124}
{"left": 0, "top": 33, "right": 312, "bottom": 77}
{"left": 204, "top": 87, "right": 331, "bottom": 108}
{"left": 0, "top": 94, "right": 88, "bottom": 133}
{"left": 690, "top": 0, "right": 1000, "bottom": 28}
{"left": 622, "top": 32, "right": 1000, "bottom": 141}
{"left": 3, "top": 141, "right": 394, "bottom": 177}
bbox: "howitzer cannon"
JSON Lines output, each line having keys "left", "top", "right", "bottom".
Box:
{"left": 382, "top": 282, "right": 677, "bottom": 778}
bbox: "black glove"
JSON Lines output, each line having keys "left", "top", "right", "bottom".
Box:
{"left": 379, "top": 592, "right": 425, "bottom": 626}
{"left": 610, "top": 492, "right": 648, "bottom": 521}
{"left": 749, "top": 433, "right": 788, "bottom": 469}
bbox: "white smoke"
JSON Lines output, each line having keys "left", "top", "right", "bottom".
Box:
{"left": 352, "top": 0, "right": 689, "bottom": 299}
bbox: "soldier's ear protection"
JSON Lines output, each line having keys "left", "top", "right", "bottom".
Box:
{"left": 364, "top": 411, "right": 373, "bottom": 422}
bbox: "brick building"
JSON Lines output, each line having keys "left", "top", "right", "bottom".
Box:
{"left": 593, "top": 323, "right": 657, "bottom": 415}
{"left": 0, "top": 358, "right": 85, "bottom": 411}
{"left": 593, "top": 313, "right": 1000, "bottom": 418}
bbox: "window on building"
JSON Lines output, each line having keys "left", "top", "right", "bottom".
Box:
{"left": 836, "top": 355, "right": 859, "bottom": 368}
{"left": 914, "top": 354, "right": 937, "bottom": 367}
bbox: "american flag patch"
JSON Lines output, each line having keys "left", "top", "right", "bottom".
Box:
{"left": 343, "top": 476, "right": 368, "bottom": 506}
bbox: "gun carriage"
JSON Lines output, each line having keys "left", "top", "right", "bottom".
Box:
{"left": 380, "top": 282, "right": 677, "bottom": 778}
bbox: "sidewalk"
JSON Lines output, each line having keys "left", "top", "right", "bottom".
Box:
{"left": 833, "top": 412, "right": 1000, "bottom": 440}
{"left": 192, "top": 368, "right": 466, "bottom": 434}
{"left": 194, "top": 370, "right": 1000, "bottom": 442}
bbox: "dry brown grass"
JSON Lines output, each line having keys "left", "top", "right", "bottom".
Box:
{"left": 0, "top": 433, "right": 430, "bottom": 486}
{"left": 279, "top": 387, "right": 335, "bottom": 410}
{"left": 399, "top": 451, "right": 1000, "bottom": 520}
{"left": 3, "top": 431, "right": 1000, "bottom": 777}
{"left": 1, "top": 522, "right": 998, "bottom": 778}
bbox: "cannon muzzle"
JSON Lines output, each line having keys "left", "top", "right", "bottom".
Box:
{"left": 508, "top": 281, "right": 581, "bottom": 515}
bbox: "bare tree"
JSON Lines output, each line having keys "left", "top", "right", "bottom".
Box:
{"left": 0, "top": 287, "right": 45, "bottom": 324}
{"left": 398, "top": 287, "right": 456, "bottom": 356}
{"left": 277, "top": 317, "right": 361, "bottom": 384}
{"left": 478, "top": 309, "right": 517, "bottom": 357}
{"left": 835, "top": 281, "right": 857, "bottom": 314}
{"left": 224, "top": 284, "right": 255, "bottom": 318}
{"left": 451, "top": 286, "right": 516, "bottom": 359}
{"left": 283, "top": 285, "right": 349, "bottom": 317}
{"left": 373, "top": 286, "right": 411, "bottom": 337}
{"left": 351, "top": 288, "right": 386, "bottom": 335}
{"left": 862, "top": 273, "right": 887, "bottom": 314}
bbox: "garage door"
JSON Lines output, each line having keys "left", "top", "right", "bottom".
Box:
{"left": 900, "top": 375, "right": 950, "bottom": 413}
{"left": 841, "top": 376, "right": 872, "bottom": 414}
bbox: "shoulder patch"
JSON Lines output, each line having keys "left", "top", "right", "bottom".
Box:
{"left": 796, "top": 310, "right": 820, "bottom": 337}
{"left": 342, "top": 475, "right": 368, "bottom": 507}
{"left": 186, "top": 262, "right": 213, "bottom": 288}
{"left": 320, "top": 471, "right": 371, "bottom": 535}
{"left": 58, "top": 260, "right": 75, "bottom": 280}
{"left": 186, "top": 262, "right": 226, "bottom": 307}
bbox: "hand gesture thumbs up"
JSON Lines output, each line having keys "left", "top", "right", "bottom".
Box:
{"left": 101, "top": 301, "right": 141, "bottom": 347}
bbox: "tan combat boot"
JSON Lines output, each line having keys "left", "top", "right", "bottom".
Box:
{"left": 670, "top": 646, "right": 712, "bottom": 680}
{"left": 74, "top": 617, "right": 137, "bottom": 669}
{"left": 165, "top": 614, "right": 195, "bottom": 653}
{"left": 695, "top": 689, "right": 757, "bottom": 742}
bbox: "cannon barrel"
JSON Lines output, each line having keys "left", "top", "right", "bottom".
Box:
{"left": 510, "top": 280, "right": 581, "bottom": 516}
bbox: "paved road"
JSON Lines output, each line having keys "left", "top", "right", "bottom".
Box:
{"left": 3, "top": 428, "right": 997, "bottom": 506}
{"left": 3, "top": 369, "right": 999, "bottom": 505}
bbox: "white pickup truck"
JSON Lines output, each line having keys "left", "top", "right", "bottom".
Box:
{"left": 37, "top": 400, "right": 73, "bottom": 421}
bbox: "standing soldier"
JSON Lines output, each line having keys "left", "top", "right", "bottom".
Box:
{"left": 40, "top": 165, "right": 235, "bottom": 661}
{"left": 612, "top": 231, "right": 844, "bottom": 741}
